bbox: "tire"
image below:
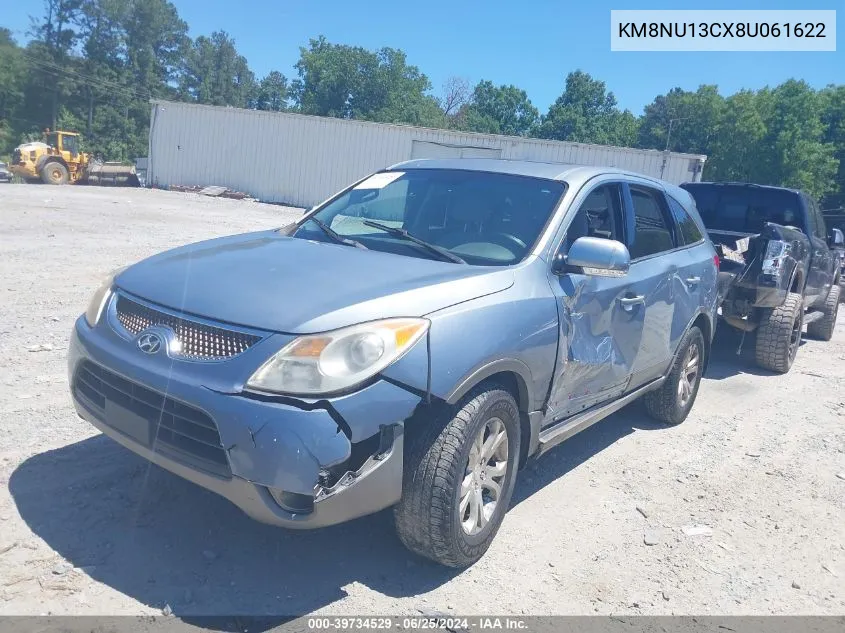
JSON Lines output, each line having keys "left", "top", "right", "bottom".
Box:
{"left": 754, "top": 292, "right": 803, "bottom": 374}
{"left": 644, "top": 326, "right": 705, "bottom": 425}
{"left": 806, "top": 284, "right": 840, "bottom": 341}
{"left": 41, "top": 162, "right": 69, "bottom": 185}
{"left": 394, "top": 383, "right": 520, "bottom": 568}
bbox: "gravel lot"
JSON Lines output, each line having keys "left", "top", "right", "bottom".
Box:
{"left": 0, "top": 184, "right": 843, "bottom": 617}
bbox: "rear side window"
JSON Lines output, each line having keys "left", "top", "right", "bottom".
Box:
{"left": 628, "top": 186, "right": 675, "bottom": 259}
{"left": 667, "top": 196, "right": 703, "bottom": 245}
{"left": 807, "top": 196, "right": 827, "bottom": 239}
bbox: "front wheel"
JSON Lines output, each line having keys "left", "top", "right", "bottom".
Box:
{"left": 41, "top": 161, "right": 69, "bottom": 185}
{"left": 394, "top": 383, "right": 520, "bottom": 568}
{"left": 807, "top": 284, "right": 840, "bottom": 341}
{"left": 644, "top": 326, "right": 705, "bottom": 425}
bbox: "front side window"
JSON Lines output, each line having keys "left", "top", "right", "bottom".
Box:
{"left": 628, "top": 186, "right": 675, "bottom": 259}
{"left": 563, "top": 183, "right": 624, "bottom": 251}
{"left": 667, "top": 195, "right": 703, "bottom": 245}
{"left": 63, "top": 135, "right": 80, "bottom": 155}
{"left": 291, "top": 169, "right": 566, "bottom": 266}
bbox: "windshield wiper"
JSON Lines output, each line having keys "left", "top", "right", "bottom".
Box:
{"left": 305, "top": 217, "right": 368, "bottom": 249}
{"left": 362, "top": 220, "right": 466, "bottom": 264}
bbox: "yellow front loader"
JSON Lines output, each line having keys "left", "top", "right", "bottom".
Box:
{"left": 10, "top": 130, "right": 139, "bottom": 186}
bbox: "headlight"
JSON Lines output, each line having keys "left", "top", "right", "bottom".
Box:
{"left": 246, "top": 318, "right": 429, "bottom": 396}
{"left": 84, "top": 267, "right": 124, "bottom": 326}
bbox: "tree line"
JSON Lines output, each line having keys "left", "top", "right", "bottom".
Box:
{"left": 1, "top": 0, "right": 843, "bottom": 206}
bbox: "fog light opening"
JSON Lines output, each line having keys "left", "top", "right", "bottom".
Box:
{"left": 268, "top": 488, "right": 314, "bottom": 514}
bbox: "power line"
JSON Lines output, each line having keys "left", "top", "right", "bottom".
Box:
{"left": 20, "top": 53, "right": 153, "bottom": 102}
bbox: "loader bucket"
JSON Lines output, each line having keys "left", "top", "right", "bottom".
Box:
{"left": 84, "top": 162, "right": 140, "bottom": 187}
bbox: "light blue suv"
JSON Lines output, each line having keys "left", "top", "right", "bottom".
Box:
{"left": 69, "top": 159, "right": 718, "bottom": 567}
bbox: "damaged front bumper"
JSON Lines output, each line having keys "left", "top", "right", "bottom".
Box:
{"left": 68, "top": 316, "right": 420, "bottom": 528}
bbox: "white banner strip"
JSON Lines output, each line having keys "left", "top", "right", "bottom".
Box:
{"left": 611, "top": 10, "right": 836, "bottom": 52}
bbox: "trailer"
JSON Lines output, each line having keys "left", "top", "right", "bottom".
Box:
{"left": 147, "top": 99, "right": 707, "bottom": 208}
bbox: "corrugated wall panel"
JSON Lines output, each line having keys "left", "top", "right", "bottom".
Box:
{"left": 148, "top": 101, "right": 706, "bottom": 207}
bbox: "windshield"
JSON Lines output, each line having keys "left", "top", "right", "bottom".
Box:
{"left": 291, "top": 169, "right": 566, "bottom": 266}
{"left": 681, "top": 183, "right": 804, "bottom": 234}
{"left": 45, "top": 133, "right": 59, "bottom": 149}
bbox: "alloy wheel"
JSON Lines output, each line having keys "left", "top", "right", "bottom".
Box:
{"left": 459, "top": 417, "right": 508, "bottom": 535}
{"left": 676, "top": 342, "right": 700, "bottom": 409}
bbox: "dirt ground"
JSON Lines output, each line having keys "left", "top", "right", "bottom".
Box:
{"left": 0, "top": 184, "right": 843, "bottom": 617}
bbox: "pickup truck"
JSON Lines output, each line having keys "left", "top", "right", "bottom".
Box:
{"left": 681, "top": 182, "right": 843, "bottom": 373}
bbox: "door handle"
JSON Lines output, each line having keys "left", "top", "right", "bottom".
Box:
{"left": 618, "top": 295, "right": 645, "bottom": 311}
{"left": 685, "top": 276, "right": 701, "bottom": 286}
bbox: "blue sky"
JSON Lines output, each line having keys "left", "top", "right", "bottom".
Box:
{"left": 4, "top": 0, "right": 842, "bottom": 114}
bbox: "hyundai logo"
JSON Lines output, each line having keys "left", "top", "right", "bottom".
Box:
{"left": 137, "top": 332, "right": 163, "bottom": 354}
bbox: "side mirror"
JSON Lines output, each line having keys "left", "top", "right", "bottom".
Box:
{"left": 552, "top": 236, "right": 630, "bottom": 277}
{"left": 829, "top": 228, "right": 844, "bottom": 247}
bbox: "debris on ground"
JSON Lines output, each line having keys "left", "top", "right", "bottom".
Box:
{"left": 643, "top": 531, "right": 661, "bottom": 546}
{"left": 51, "top": 561, "right": 73, "bottom": 576}
{"left": 0, "top": 542, "right": 18, "bottom": 556}
{"left": 791, "top": 580, "right": 802, "bottom": 590}
{"left": 26, "top": 343, "right": 54, "bottom": 352}
{"left": 636, "top": 506, "right": 649, "bottom": 519}
{"left": 170, "top": 184, "right": 251, "bottom": 200}
{"left": 682, "top": 525, "right": 713, "bottom": 537}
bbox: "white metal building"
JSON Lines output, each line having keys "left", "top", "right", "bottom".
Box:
{"left": 148, "top": 99, "right": 706, "bottom": 208}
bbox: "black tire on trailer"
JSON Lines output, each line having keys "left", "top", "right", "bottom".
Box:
{"left": 41, "top": 161, "right": 69, "bottom": 185}
{"left": 754, "top": 292, "right": 803, "bottom": 374}
{"left": 806, "top": 285, "right": 840, "bottom": 341}
{"left": 644, "top": 326, "right": 705, "bottom": 426}
{"left": 394, "top": 382, "right": 520, "bottom": 568}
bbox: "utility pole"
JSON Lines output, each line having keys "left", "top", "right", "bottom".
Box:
{"left": 660, "top": 117, "right": 691, "bottom": 180}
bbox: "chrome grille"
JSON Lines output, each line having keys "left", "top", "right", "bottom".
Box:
{"left": 115, "top": 294, "right": 261, "bottom": 361}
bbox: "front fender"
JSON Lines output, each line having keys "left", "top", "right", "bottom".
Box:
{"left": 36, "top": 155, "right": 68, "bottom": 173}
{"left": 445, "top": 358, "right": 535, "bottom": 411}
{"left": 422, "top": 272, "right": 559, "bottom": 414}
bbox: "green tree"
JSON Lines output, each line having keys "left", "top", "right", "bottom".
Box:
{"left": 537, "top": 71, "right": 639, "bottom": 145}
{"left": 459, "top": 80, "right": 539, "bottom": 136}
{"left": 820, "top": 85, "right": 845, "bottom": 208}
{"left": 255, "top": 71, "right": 289, "bottom": 111}
{"left": 180, "top": 31, "right": 255, "bottom": 108}
{"left": 758, "top": 80, "right": 837, "bottom": 198}
{"left": 292, "top": 37, "right": 444, "bottom": 126}
{"left": 0, "top": 29, "right": 27, "bottom": 150}
{"left": 706, "top": 90, "right": 766, "bottom": 182}
{"left": 638, "top": 85, "right": 723, "bottom": 154}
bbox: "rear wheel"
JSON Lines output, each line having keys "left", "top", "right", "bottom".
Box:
{"left": 644, "top": 326, "right": 705, "bottom": 425}
{"left": 394, "top": 383, "right": 520, "bottom": 568}
{"left": 807, "top": 285, "right": 840, "bottom": 341}
{"left": 41, "top": 162, "right": 69, "bottom": 185}
{"left": 755, "top": 292, "right": 803, "bottom": 373}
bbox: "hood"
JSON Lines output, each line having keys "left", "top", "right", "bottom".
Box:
{"left": 15, "top": 142, "right": 49, "bottom": 152}
{"left": 116, "top": 230, "right": 514, "bottom": 333}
